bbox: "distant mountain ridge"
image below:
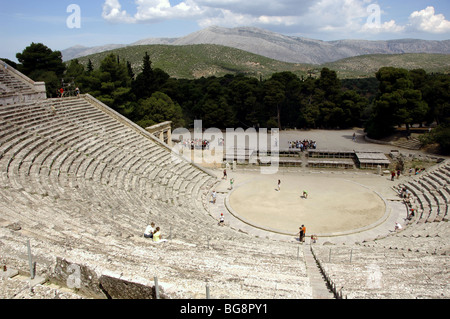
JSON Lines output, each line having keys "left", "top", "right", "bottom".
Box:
{"left": 62, "top": 26, "right": 450, "bottom": 64}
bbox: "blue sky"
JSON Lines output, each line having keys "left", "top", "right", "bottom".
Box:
{"left": 1, "top": 0, "right": 449, "bottom": 61}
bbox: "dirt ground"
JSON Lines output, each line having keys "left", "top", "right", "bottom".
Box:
{"left": 228, "top": 171, "right": 386, "bottom": 235}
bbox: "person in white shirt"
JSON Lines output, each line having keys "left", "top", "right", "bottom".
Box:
{"left": 144, "top": 222, "right": 155, "bottom": 239}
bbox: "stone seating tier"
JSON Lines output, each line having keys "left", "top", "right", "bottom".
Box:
{"left": 396, "top": 161, "right": 449, "bottom": 225}
{"left": 0, "top": 64, "right": 46, "bottom": 106}
{"left": 312, "top": 244, "right": 449, "bottom": 299}
{"left": 0, "top": 95, "right": 314, "bottom": 298}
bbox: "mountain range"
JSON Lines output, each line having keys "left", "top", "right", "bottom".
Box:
{"left": 62, "top": 26, "right": 450, "bottom": 64}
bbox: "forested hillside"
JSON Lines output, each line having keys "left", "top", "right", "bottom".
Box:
{"left": 72, "top": 44, "right": 450, "bottom": 80}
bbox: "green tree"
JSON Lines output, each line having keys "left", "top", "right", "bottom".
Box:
{"left": 316, "top": 68, "right": 344, "bottom": 128}
{"left": 86, "top": 59, "right": 94, "bottom": 73}
{"left": 263, "top": 79, "right": 285, "bottom": 129}
{"left": 64, "top": 59, "right": 85, "bottom": 87}
{"left": 270, "top": 72, "right": 302, "bottom": 128}
{"left": 16, "top": 42, "right": 65, "bottom": 77}
{"left": 228, "top": 75, "right": 261, "bottom": 128}
{"left": 422, "top": 73, "right": 450, "bottom": 125}
{"left": 366, "top": 67, "right": 429, "bottom": 138}
{"left": 134, "top": 92, "right": 185, "bottom": 129}
{"left": 192, "top": 78, "right": 234, "bottom": 128}
{"left": 126, "top": 61, "right": 134, "bottom": 79}
{"left": 297, "top": 77, "right": 320, "bottom": 128}
{"left": 339, "top": 90, "right": 368, "bottom": 128}
{"left": 96, "top": 53, "right": 132, "bottom": 110}
{"left": 135, "top": 52, "right": 153, "bottom": 97}
{"left": 16, "top": 42, "right": 66, "bottom": 97}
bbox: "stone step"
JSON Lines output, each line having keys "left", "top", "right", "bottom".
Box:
{"left": 303, "top": 246, "right": 335, "bottom": 299}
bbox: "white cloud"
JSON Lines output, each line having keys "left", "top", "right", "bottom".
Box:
{"left": 101, "top": 0, "right": 350, "bottom": 26}
{"left": 100, "top": 1, "right": 449, "bottom": 39}
{"left": 194, "top": 0, "right": 313, "bottom": 16}
{"left": 102, "top": 0, "right": 135, "bottom": 23}
{"left": 133, "top": 0, "right": 205, "bottom": 22}
{"left": 197, "top": 9, "right": 255, "bottom": 28}
{"left": 303, "top": 0, "right": 368, "bottom": 32}
{"left": 407, "top": 6, "right": 450, "bottom": 33}
{"left": 362, "top": 20, "right": 405, "bottom": 34}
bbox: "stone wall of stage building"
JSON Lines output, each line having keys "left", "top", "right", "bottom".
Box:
{"left": 146, "top": 121, "right": 173, "bottom": 147}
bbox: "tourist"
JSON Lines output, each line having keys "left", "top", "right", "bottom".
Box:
{"left": 153, "top": 227, "right": 167, "bottom": 243}
{"left": 144, "top": 222, "right": 155, "bottom": 239}
{"left": 211, "top": 190, "right": 217, "bottom": 204}
{"left": 408, "top": 209, "right": 415, "bottom": 220}
{"left": 404, "top": 196, "right": 411, "bottom": 206}
{"left": 218, "top": 213, "right": 225, "bottom": 226}
{"left": 180, "top": 138, "right": 211, "bottom": 150}
{"left": 395, "top": 222, "right": 402, "bottom": 231}
{"left": 229, "top": 178, "right": 234, "bottom": 190}
{"left": 223, "top": 169, "right": 227, "bottom": 180}
{"left": 287, "top": 139, "right": 317, "bottom": 150}
{"left": 277, "top": 179, "right": 281, "bottom": 191}
{"left": 302, "top": 190, "right": 308, "bottom": 199}
{"left": 297, "top": 227, "right": 304, "bottom": 243}
{"left": 391, "top": 171, "right": 396, "bottom": 181}
{"left": 297, "top": 225, "right": 306, "bottom": 243}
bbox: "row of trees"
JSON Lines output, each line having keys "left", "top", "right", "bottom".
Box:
{"left": 69, "top": 55, "right": 369, "bottom": 131}
{"left": 366, "top": 67, "right": 449, "bottom": 137}
{"left": 365, "top": 67, "right": 450, "bottom": 154}
{"left": 7, "top": 42, "right": 450, "bottom": 154}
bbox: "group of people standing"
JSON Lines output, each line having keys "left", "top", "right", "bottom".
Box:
{"left": 57, "top": 87, "right": 80, "bottom": 98}
{"left": 180, "top": 138, "right": 211, "bottom": 150}
{"left": 297, "top": 225, "right": 307, "bottom": 243}
{"left": 288, "top": 139, "right": 317, "bottom": 151}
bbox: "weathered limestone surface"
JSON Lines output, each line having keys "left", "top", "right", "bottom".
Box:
{"left": 1, "top": 63, "right": 448, "bottom": 299}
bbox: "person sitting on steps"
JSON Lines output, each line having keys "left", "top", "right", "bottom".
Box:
{"left": 218, "top": 213, "right": 225, "bottom": 226}
{"left": 153, "top": 227, "right": 167, "bottom": 243}
{"left": 144, "top": 222, "right": 155, "bottom": 239}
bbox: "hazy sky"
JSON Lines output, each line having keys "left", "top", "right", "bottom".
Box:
{"left": 1, "top": 0, "right": 449, "bottom": 61}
